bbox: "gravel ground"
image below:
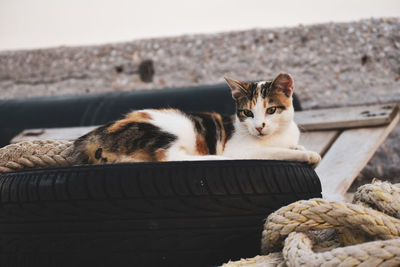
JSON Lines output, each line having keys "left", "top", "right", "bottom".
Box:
{"left": 0, "top": 17, "right": 399, "bottom": 187}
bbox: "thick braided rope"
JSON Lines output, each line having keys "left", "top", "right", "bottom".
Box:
{"left": 283, "top": 232, "right": 400, "bottom": 267}
{"left": 353, "top": 180, "right": 400, "bottom": 219}
{"left": 0, "top": 140, "right": 79, "bottom": 173}
{"left": 223, "top": 180, "right": 400, "bottom": 266}
{"left": 261, "top": 198, "right": 400, "bottom": 254}
{"left": 222, "top": 253, "right": 284, "bottom": 267}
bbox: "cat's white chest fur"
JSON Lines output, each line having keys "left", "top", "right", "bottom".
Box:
{"left": 223, "top": 120, "right": 300, "bottom": 158}
{"left": 221, "top": 120, "right": 320, "bottom": 164}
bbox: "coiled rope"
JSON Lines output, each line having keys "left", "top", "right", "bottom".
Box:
{"left": 224, "top": 180, "right": 400, "bottom": 266}
{"left": 0, "top": 140, "right": 79, "bottom": 173}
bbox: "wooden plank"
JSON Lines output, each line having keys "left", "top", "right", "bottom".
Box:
{"left": 316, "top": 113, "right": 400, "bottom": 200}
{"left": 299, "top": 130, "right": 340, "bottom": 156}
{"left": 11, "top": 126, "right": 97, "bottom": 143}
{"left": 343, "top": 192, "right": 355, "bottom": 203}
{"left": 295, "top": 103, "right": 398, "bottom": 131}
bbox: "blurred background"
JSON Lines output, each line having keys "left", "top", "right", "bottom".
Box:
{"left": 1, "top": 0, "right": 399, "bottom": 51}
{"left": 0, "top": 0, "right": 400, "bottom": 187}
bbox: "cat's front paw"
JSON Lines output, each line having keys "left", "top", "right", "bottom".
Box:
{"left": 305, "top": 151, "right": 321, "bottom": 167}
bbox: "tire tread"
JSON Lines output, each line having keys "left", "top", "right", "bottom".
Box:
{"left": 0, "top": 160, "right": 321, "bottom": 267}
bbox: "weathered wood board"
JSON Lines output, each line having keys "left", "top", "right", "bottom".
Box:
{"left": 299, "top": 131, "right": 340, "bottom": 156}
{"left": 11, "top": 126, "right": 97, "bottom": 143}
{"left": 316, "top": 113, "right": 400, "bottom": 199}
{"left": 295, "top": 104, "right": 398, "bottom": 131}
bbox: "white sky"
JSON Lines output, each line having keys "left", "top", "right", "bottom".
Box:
{"left": 0, "top": 0, "right": 399, "bottom": 51}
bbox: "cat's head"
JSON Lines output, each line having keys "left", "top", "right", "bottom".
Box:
{"left": 225, "top": 73, "right": 295, "bottom": 137}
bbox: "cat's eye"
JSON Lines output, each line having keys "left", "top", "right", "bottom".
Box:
{"left": 242, "top": 109, "right": 254, "bottom": 118}
{"left": 266, "top": 107, "right": 277, "bottom": 115}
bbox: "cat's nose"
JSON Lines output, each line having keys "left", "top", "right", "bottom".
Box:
{"left": 256, "top": 127, "right": 263, "bottom": 133}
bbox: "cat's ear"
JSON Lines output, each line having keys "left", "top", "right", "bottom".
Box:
{"left": 224, "top": 77, "right": 248, "bottom": 99}
{"left": 270, "top": 73, "right": 294, "bottom": 98}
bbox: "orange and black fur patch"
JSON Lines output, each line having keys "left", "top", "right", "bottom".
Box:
{"left": 187, "top": 112, "right": 234, "bottom": 155}
{"left": 107, "top": 111, "right": 152, "bottom": 133}
{"left": 73, "top": 116, "right": 177, "bottom": 164}
{"left": 73, "top": 110, "right": 235, "bottom": 163}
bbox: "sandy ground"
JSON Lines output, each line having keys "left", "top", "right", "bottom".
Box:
{"left": 0, "top": 17, "right": 399, "bottom": 187}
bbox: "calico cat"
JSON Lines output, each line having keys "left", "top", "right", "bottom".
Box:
{"left": 73, "top": 73, "right": 321, "bottom": 165}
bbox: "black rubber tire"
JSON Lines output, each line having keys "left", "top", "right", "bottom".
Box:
{"left": 0, "top": 160, "right": 321, "bottom": 267}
